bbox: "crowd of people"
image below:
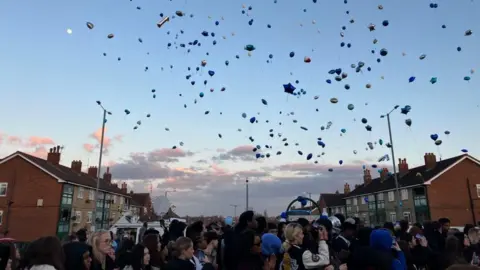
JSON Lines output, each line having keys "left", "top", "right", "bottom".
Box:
{"left": 0, "top": 212, "right": 479, "bottom": 270}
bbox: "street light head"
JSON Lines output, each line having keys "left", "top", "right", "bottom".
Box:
{"left": 96, "top": 100, "right": 101, "bottom": 105}
{"left": 380, "top": 115, "right": 385, "bottom": 118}
{"left": 394, "top": 105, "right": 399, "bottom": 109}
{"left": 107, "top": 111, "right": 112, "bottom": 115}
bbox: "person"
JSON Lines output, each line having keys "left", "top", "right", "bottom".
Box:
{"left": 63, "top": 240, "right": 92, "bottom": 270}
{"left": 23, "top": 236, "right": 65, "bottom": 270}
{"left": 89, "top": 230, "right": 117, "bottom": 270}
{"left": 281, "top": 223, "right": 330, "bottom": 270}
{"left": 165, "top": 237, "right": 215, "bottom": 270}
{"left": 77, "top": 229, "right": 89, "bottom": 243}
{"left": 198, "top": 231, "right": 218, "bottom": 268}
{"left": 116, "top": 239, "right": 135, "bottom": 270}
{"left": 369, "top": 229, "right": 407, "bottom": 270}
{"left": 440, "top": 235, "right": 469, "bottom": 269}
{"left": 129, "top": 244, "right": 151, "bottom": 270}
{"left": 348, "top": 227, "right": 392, "bottom": 270}
{"left": 331, "top": 218, "right": 356, "bottom": 263}
{"left": 143, "top": 234, "right": 165, "bottom": 270}
{"left": 224, "top": 211, "right": 257, "bottom": 270}
{"left": 261, "top": 233, "right": 282, "bottom": 270}
{"left": 139, "top": 223, "right": 148, "bottom": 244}
{"left": 237, "top": 230, "right": 272, "bottom": 270}
{"left": 0, "top": 242, "right": 17, "bottom": 270}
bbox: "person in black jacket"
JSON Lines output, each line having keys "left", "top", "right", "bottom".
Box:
{"left": 63, "top": 241, "right": 92, "bottom": 270}
{"left": 165, "top": 237, "right": 215, "bottom": 270}
{"left": 223, "top": 211, "right": 258, "bottom": 270}
{"left": 347, "top": 227, "right": 393, "bottom": 270}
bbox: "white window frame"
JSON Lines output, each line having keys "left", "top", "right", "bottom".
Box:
{"left": 0, "top": 183, "right": 7, "bottom": 197}
{"left": 113, "top": 195, "right": 117, "bottom": 204}
{"left": 377, "top": 193, "right": 384, "bottom": 201}
{"left": 346, "top": 199, "right": 351, "bottom": 205}
{"left": 476, "top": 185, "right": 480, "bottom": 198}
{"left": 401, "top": 189, "right": 409, "bottom": 200}
{"left": 75, "top": 211, "right": 82, "bottom": 224}
{"left": 403, "top": 212, "right": 411, "bottom": 223}
{"left": 78, "top": 187, "right": 84, "bottom": 199}
{"left": 388, "top": 191, "right": 395, "bottom": 202}
{"left": 89, "top": 190, "right": 94, "bottom": 200}
{"left": 361, "top": 197, "right": 366, "bottom": 204}
{"left": 368, "top": 195, "right": 375, "bottom": 202}
{"left": 87, "top": 211, "right": 92, "bottom": 223}
{"left": 353, "top": 197, "right": 358, "bottom": 206}
{"left": 390, "top": 212, "right": 397, "bottom": 222}
{"left": 0, "top": 210, "right": 3, "bottom": 225}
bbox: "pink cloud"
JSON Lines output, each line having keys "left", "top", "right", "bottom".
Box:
{"left": 7, "top": 136, "right": 22, "bottom": 145}
{"left": 27, "top": 146, "right": 49, "bottom": 158}
{"left": 216, "top": 148, "right": 226, "bottom": 153}
{"left": 26, "top": 136, "right": 55, "bottom": 147}
{"left": 210, "top": 164, "right": 229, "bottom": 176}
{"left": 83, "top": 143, "right": 95, "bottom": 153}
{"left": 85, "top": 128, "right": 123, "bottom": 154}
{"left": 213, "top": 145, "right": 256, "bottom": 162}
{"left": 147, "top": 148, "right": 194, "bottom": 162}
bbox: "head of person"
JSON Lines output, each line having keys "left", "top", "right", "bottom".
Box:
{"left": 203, "top": 231, "right": 219, "bottom": 250}
{"left": 296, "top": 218, "right": 310, "bottom": 233}
{"left": 383, "top": 222, "right": 395, "bottom": 233}
{"left": 24, "top": 236, "right": 65, "bottom": 270}
{"left": 282, "top": 223, "right": 304, "bottom": 250}
{"left": 63, "top": 242, "right": 92, "bottom": 270}
{"left": 468, "top": 228, "right": 480, "bottom": 245}
{"left": 0, "top": 242, "right": 17, "bottom": 270}
{"left": 89, "top": 230, "right": 113, "bottom": 262}
{"left": 143, "top": 222, "right": 148, "bottom": 228}
{"left": 76, "top": 228, "right": 88, "bottom": 243}
{"left": 357, "top": 227, "right": 373, "bottom": 246}
{"left": 131, "top": 244, "right": 150, "bottom": 270}
{"left": 439, "top": 218, "right": 451, "bottom": 233}
{"left": 399, "top": 219, "right": 409, "bottom": 232}
{"left": 370, "top": 228, "right": 396, "bottom": 251}
{"left": 277, "top": 222, "right": 286, "bottom": 238}
{"left": 172, "top": 237, "right": 195, "bottom": 260}
{"left": 342, "top": 218, "right": 357, "bottom": 237}
{"left": 236, "top": 211, "right": 257, "bottom": 232}
{"left": 267, "top": 222, "right": 277, "bottom": 234}
{"left": 334, "top": 213, "right": 346, "bottom": 224}
{"left": 143, "top": 233, "right": 164, "bottom": 266}
{"left": 255, "top": 216, "right": 267, "bottom": 234}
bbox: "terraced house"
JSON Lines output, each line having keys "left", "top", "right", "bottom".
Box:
{"left": 343, "top": 153, "right": 480, "bottom": 226}
{"left": 0, "top": 146, "right": 132, "bottom": 241}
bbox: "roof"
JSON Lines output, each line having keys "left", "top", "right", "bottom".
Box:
{"left": 131, "top": 193, "right": 150, "bottom": 206}
{"left": 320, "top": 193, "right": 345, "bottom": 207}
{"left": 345, "top": 154, "right": 472, "bottom": 198}
{"left": 0, "top": 151, "right": 129, "bottom": 196}
{"left": 162, "top": 208, "right": 180, "bottom": 219}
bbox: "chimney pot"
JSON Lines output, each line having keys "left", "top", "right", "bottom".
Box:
{"left": 380, "top": 168, "right": 389, "bottom": 182}
{"left": 363, "top": 169, "right": 372, "bottom": 185}
{"left": 103, "top": 167, "right": 112, "bottom": 183}
{"left": 87, "top": 166, "right": 98, "bottom": 178}
{"left": 344, "top": 183, "right": 351, "bottom": 194}
{"left": 47, "top": 146, "right": 61, "bottom": 165}
{"left": 424, "top": 153, "right": 437, "bottom": 170}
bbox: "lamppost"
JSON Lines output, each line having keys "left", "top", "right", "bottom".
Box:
{"left": 93, "top": 100, "right": 112, "bottom": 231}
{"left": 230, "top": 204, "right": 239, "bottom": 220}
{"left": 304, "top": 192, "right": 312, "bottom": 208}
{"left": 380, "top": 105, "right": 402, "bottom": 221}
{"left": 245, "top": 178, "right": 249, "bottom": 211}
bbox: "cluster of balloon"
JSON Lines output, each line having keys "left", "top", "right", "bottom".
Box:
{"left": 297, "top": 196, "right": 308, "bottom": 207}
{"left": 70, "top": 0, "right": 477, "bottom": 173}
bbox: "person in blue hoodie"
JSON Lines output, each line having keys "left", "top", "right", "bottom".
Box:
{"left": 370, "top": 229, "right": 407, "bottom": 270}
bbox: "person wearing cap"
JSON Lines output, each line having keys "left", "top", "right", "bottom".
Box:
{"left": 331, "top": 218, "right": 357, "bottom": 264}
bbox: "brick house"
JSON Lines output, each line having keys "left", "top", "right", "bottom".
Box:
{"left": 130, "top": 192, "right": 157, "bottom": 221}
{"left": 314, "top": 183, "right": 350, "bottom": 216}
{"left": 0, "top": 146, "right": 131, "bottom": 241}
{"left": 343, "top": 153, "right": 480, "bottom": 226}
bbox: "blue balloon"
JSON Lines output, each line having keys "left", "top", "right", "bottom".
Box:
{"left": 280, "top": 212, "right": 287, "bottom": 219}
{"left": 224, "top": 216, "right": 233, "bottom": 225}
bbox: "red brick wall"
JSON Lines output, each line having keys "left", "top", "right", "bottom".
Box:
{"left": 0, "top": 156, "right": 62, "bottom": 241}
{"left": 427, "top": 158, "right": 480, "bottom": 226}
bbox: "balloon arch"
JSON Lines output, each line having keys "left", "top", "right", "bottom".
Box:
{"left": 281, "top": 196, "right": 321, "bottom": 221}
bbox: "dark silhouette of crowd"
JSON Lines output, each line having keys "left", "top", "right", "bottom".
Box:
{"left": 1, "top": 213, "right": 480, "bottom": 270}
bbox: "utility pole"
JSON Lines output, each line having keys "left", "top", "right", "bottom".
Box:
{"left": 381, "top": 105, "right": 402, "bottom": 222}
{"left": 245, "top": 178, "right": 249, "bottom": 211}
{"left": 230, "top": 204, "right": 239, "bottom": 221}
{"left": 92, "top": 101, "right": 112, "bottom": 232}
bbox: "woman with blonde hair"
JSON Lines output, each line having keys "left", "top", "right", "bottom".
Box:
{"left": 281, "top": 223, "right": 330, "bottom": 270}
{"left": 165, "top": 237, "right": 214, "bottom": 270}
{"left": 88, "top": 230, "right": 117, "bottom": 270}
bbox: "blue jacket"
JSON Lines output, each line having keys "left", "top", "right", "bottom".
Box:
{"left": 370, "top": 229, "right": 407, "bottom": 270}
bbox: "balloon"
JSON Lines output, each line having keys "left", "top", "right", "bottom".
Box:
{"left": 405, "top": 119, "right": 412, "bottom": 127}
{"left": 224, "top": 216, "right": 233, "bottom": 225}
{"left": 435, "top": 140, "right": 442, "bottom": 146}
{"left": 445, "top": 130, "right": 450, "bottom": 135}
{"left": 280, "top": 212, "right": 287, "bottom": 219}
{"left": 347, "top": 104, "right": 355, "bottom": 110}
{"left": 430, "top": 134, "right": 439, "bottom": 141}
{"left": 339, "top": 160, "right": 343, "bottom": 165}
{"left": 462, "top": 149, "right": 468, "bottom": 153}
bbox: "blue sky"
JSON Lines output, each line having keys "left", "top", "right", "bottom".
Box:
{"left": 1, "top": 0, "right": 479, "bottom": 215}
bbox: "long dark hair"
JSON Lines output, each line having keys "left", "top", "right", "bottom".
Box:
{"left": 143, "top": 234, "right": 164, "bottom": 267}
{"left": 0, "top": 242, "right": 17, "bottom": 270}
{"left": 24, "top": 236, "right": 65, "bottom": 270}
{"left": 131, "top": 244, "right": 148, "bottom": 270}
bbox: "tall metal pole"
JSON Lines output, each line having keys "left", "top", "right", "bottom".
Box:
{"left": 246, "top": 178, "right": 249, "bottom": 211}
{"left": 92, "top": 109, "right": 107, "bottom": 231}
{"left": 305, "top": 192, "right": 312, "bottom": 208}
{"left": 386, "top": 112, "right": 402, "bottom": 221}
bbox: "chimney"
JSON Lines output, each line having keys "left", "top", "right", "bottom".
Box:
{"left": 46, "top": 146, "right": 61, "bottom": 165}
{"left": 424, "top": 153, "right": 437, "bottom": 170}
{"left": 380, "top": 168, "right": 389, "bottom": 182}
{"left": 121, "top": 182, "right": 127, "bottom": 193}
{"left": 344, "top": 183, "right": 351, "bottom": 194}
{"left": 87, "top": 166, "right": 98, "bottom": 178}
{"left": 103, "top": 167, "right": 112, "bottom": 183}
{"left": 70, "top": 160, "right": 82, "bottom": 173}
{"left": 363, "top": 169, "right": 372, "bottom": 185}
{"left": 398, "top": 158, "right": 409, "bottom": 176}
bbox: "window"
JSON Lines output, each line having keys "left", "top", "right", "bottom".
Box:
{"left": 368, "top": 202, "right": 376, "bottom": 210}
{"left": 390, "top": 212, "right": 397, "bottom": 222}
{"left": 377, "top": 193, "right": 384, "bottom": 201}
{"left": 346, "top": 206, "right": 352, "bottom": 213}
{"left": 361, "top": 197, "right": 366, "bottom": 204}
{"left": 414, "top": 195, "right": 427, "bottom": 207}
{"left": 388, "top": 191, "right": 395, "bottom": 202}
{"left": 368, "top": 195, "right": 375, "bottom": 202}
{"left": 78, "top": 187, "right": 84, "bottom": 199}
{"left": 113, "top": 195, "right": 117, "bottom": 204}
{"left": 87, "top": 212, "right": 92, "bottom": 223}
{"left": 476, "top": 184, "right": 480, "bottom": 198}
{"left": 74, "top": 211, "right": 82, "bottom": 223}
{"left": 89, "top": 190, "right": 94, "bottom": 200}
{"left": 0, "top": 210, "right": 3, "bottom": 225}
{"left": 346, "top": 199, "right": 351, "bottom": 205}
{"left": 58, "top": 223, "right": 69, "bottom": 233}
{"left": 401, "top": 189, "right": 409, "bottom": 200}
{"left": 0, "top": 183, "right": 7, "bottom": 196}
{"left": 377, "top": 200, "right": 385, "bottom": 209}
{"left": 353, "top": 197, "right": 358, "bottom": 205}
{"left": 403, "top": 212, "right": 412, "bottom": 222}
{"left": 61, "top": 185, "right": 73, "bottom": 205}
